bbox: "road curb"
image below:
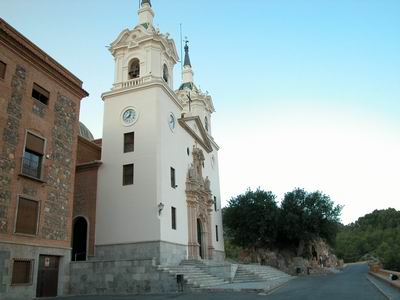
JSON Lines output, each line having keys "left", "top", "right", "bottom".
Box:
{"left": 194, "top": 278, "right": 293, "bottom": 294}
{"left": 366, "top": 275, "right": 392, "bottom": 300}
{"left": 369, "top": 271, "right": 400, "bottom": 292}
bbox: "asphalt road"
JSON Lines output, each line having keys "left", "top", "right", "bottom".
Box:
{"left": 58, "top": 263, "right": 389, "bottom": 300}
{"left": 266, "top": 263, "right": 387, "bottom": 300}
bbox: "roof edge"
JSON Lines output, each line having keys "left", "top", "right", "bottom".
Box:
{"left": 0, "top": 18, "right": 89, "bottom": 99}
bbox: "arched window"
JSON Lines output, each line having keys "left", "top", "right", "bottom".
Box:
{"left": 204, "top": 116, "right": 209, "bottom": 132}
{"left": 163, "top": 64, "right": 169, "bottom": 83}
{"left": 128, "top": 59, "right": 140, "bottom": 79}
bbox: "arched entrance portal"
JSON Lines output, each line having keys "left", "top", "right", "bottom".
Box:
{"left": 186, "top": 147, "right": 214, "bottom": 260}
{"left": 72, "top": 217, "right": 88, "bottom": 261}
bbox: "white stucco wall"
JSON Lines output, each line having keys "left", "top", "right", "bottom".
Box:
{"left": 96, "top": 82, "right": 224, "bottom": 253}
{"left": 96, "top": 87, "right": 162, "bottom": 245}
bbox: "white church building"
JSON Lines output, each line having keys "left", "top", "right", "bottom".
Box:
{"left": 93, "top": 0, "right": 225, "bottom": 265}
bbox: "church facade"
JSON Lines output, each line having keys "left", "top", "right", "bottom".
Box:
{"left": 92, "top": 0, "right": 225, "bottom": 265}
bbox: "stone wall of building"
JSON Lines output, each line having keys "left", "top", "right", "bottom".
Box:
{"left": 95, "top": 241, "right": 188, "bottom": 266}
{"left": 0, "top": 250, "right": 10, "bottom": 295}
{"left": 41, "top": 93, "right": 78, "bottom": 242}
{"left": 76, "top": 136, "right": 101, "bottom": 164}
{"left": 0, "top": 243, "right": 71, "bottom": 300}
{"left": 70, "top": 258, "right": 178, "bottom": 295}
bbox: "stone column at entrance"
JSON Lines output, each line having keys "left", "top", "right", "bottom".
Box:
{"left": 186, "top": 195, "right": 198, "bottom": 260}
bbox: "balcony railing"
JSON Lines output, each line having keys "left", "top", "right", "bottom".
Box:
{"left": 113, "top": 75, "right": 160, "bottom": 90}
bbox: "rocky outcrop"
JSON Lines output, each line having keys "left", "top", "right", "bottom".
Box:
{"left": 238, "top": 239, "right": 343, "bottom": 275}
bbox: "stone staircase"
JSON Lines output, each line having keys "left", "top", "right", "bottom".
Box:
{"left": 158, "top": 260, "right": 293, "bottom": 290}
{"left": 233, "top": 265, "right": 264, "bottom": 282}
{"left": 158, "top": 260, "right": 227, "bottom": 288}
{"left": 234, "top": 264, "right": 292, "bottom": 283}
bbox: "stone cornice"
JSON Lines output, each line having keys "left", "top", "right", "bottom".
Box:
{"left": 0, "top": 18, "right": 89, "bottom": 99}
{"left": 78, "top": 135, "right": 102, "bottom": 151}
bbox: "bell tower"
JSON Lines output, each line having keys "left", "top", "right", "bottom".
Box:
{"left": 108, "top": 0, "right": 179, "bottom": 91}
{"left": 96, "top": 0, "right": 182, "bottom": 261}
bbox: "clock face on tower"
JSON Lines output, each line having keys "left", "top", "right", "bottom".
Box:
{"left": 168, "top": 113, "right": 176, "bottom": 131}
{"left": 121, "top": 107, "right": 138, "bottom": 126}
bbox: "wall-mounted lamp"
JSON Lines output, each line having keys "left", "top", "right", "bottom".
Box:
{"left": 158, "top": 202, "right": 165, "bottom": 215}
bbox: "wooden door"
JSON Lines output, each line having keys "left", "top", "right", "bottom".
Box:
{"left": 36, "top": 255, "right": 59, "bottom": 298}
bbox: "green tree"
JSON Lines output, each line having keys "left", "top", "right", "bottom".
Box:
{"left": 335, "top": 209, "right": 400, "bottom": 271}
{"left": 279, "top": 188, "right": 342, "bottom": 252}
{"left": 223, "top": 189, "right": 279, "bottom": 248}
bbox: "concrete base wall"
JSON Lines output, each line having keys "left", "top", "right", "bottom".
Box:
{"left": 95, "top": 241, "right": 188, "bottom": 265}
{"left": 0, "top": 243, "right": 70, "bottom": 300}
{"left": 70, "top": 258, "right": 178, "bottom": 295}
{"left": 212, "top": 249, "right": 226, "bottom": 262}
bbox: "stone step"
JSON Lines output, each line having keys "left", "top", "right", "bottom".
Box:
{"left": 158, "top": 262, "right": 227, "bottom": 289}
{"left": 233, "top": 264, "right": 292, "bottom": 284}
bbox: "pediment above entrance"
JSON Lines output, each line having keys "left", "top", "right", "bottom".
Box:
{"left": 178, "top": 116, "right": 212, "bottom": 153}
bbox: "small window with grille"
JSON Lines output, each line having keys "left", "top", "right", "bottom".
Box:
{"left": 11, "top": 259, "right": 33, "bottom": 285}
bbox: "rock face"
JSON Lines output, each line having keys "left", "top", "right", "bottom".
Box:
{"left": 238, "top": 239, "right": 343, "bottom": 275}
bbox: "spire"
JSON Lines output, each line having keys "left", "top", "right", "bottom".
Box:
{"left": 182, "top": 39, "right": 194, "bottom": 84}
{"left": 141, "top": 0, "right": 151, "bottom": 7}
{"left": 184, "top": 41, "right": 192, "bottom": 68}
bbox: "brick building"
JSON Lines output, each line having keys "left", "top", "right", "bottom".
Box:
{"left": 72, "top": 129, "right": 101, "bottom": 260}
{"left": 0, "top": 18, "right": 88, "bottom": 299}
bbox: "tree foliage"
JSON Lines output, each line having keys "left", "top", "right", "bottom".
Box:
{"left": 223, "top": 188, "right": 342, "bottom": 254}
{"left": 335, "top": 208, "right": 400, "bottom": 271}
{"left": 279, "top": 189, "right": 342, "bottom": 249}
{"left": 223, "top": 189, "right": 279, "bottom": 248}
